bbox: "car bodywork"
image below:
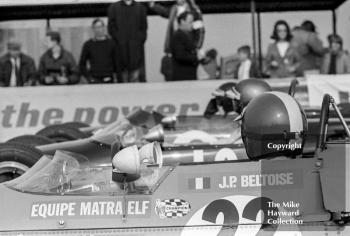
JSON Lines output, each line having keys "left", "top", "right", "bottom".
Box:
{"left": 1, "top": 95, "right": 350, "bottom": 236}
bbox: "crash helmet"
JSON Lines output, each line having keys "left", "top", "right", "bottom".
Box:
{"left": 236, "top": 79, "right": 272, "bottom": 108}
{"left": 241, "top": 91, "right": 307, "bottom": 160}
{"left": 208, "top": 80, "right": 271, "bottom": 115}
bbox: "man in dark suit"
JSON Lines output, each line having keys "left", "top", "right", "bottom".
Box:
{"left": 170, "top": 11, "right": 204, "bottom": 81}
{"left": 108, "top": 0, "right": 148, "bottom": 83}
{"left": 0, "top": 41, "right": 37, "bottom": 87}
{"left": 235, "top": 45, "right": 260, "bottom": 80}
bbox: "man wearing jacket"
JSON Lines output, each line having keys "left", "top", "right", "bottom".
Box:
{"left": 291, "top": 21, "right": 324, "bottom": 74}
{"left": 170, "top": 12, "right": 204, "bottom": 81}
{"left": 149, "top": 0, "right": 204, "bottom": 81}
{"left": 0, "top": 41, "right": 37, "bottom": 87}
{"left": 80, "top": 18, "right": 117, "bottom": 84}
{"left": 108, "top": 0, "right": 148, "bottom": 83}
{"left": 39, "top": 31, "right": 79, "bottom": 85}
{"left": 321, "top": 34, "right": 350, "bottom": 75}
{"left": 149, "top": 0, "right": 204, "bottom": 53}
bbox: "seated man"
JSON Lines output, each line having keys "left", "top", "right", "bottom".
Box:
{"left": 79, "top": 19, "right": 117, "bottom": 84}
{"left": 38, "top": 31, "right": 79, "bottom": 85}
{"left": 0, "top": 41, "right": 37, "bottom": 87}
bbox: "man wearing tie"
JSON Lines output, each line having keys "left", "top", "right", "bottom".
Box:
{"left": 0, "top": 41, "right": 37, "bottom": 87}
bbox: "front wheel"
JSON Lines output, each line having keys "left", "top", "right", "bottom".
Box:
{"left": 0, "top": 143, "right": 43, "bottom": 183}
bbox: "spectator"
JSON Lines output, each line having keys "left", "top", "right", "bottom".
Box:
{"left": 38, "top": 31, "right": 79, "bottom": 85}
{"left": 108, "top": 0, "right": 147, "bottom": 83}
{"left": 265, "top": 20, "right": 300, "bottom": 78}
{"left": 291, "top": 20, "right": 324, "bottom": 74}
{"left": 235, "top": 45, "right": 260, "bottom": 80}
{"left": 0, "top": 41, "right": 37, "bottom": 87}
{"left": 149, "top": 0, "right": 204, "bottom": 81}
{"left": 200, "top": 49, "right": 219, "bottom": 80}
{"left": 79, "top": 19, "right": 117, "bottom": 84}
{"left": 321, "top": 34, "right": 350, "bottom": 74}
{"left": 170, "top": 12, "right": 204, "bottom": 81}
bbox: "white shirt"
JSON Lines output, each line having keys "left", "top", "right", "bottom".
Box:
{"left": 9, "top": 57, "right": 20, "bottom": 87}
{"left": 237, "top": 59, "right": 252, "bottom": 80}
{"left": 276, "top": 41, "right": 289, "bottom": 58}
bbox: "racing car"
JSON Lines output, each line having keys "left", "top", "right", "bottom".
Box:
{"left": 1, "top": 79, "right": 350, "bottom": 183}
{"left": 1, "top": 92, "right": 350, "bottom": 235}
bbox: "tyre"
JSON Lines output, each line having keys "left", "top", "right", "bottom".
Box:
{"left": 0, "top": 143, "right": 43, "bottom": 183}
{"left": 62, "top": 121, "right": 90, "bottom": 129}
{"left": 6, "top": 135, "right": 55, "bottom": 147}
{"left": 36, "top": 124, "right": 88, "bottom": 142}
{"left": 62, "top": 122, "right": 93, "bottom": 137}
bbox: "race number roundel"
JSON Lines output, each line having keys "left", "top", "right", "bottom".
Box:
{"left": 174, "top": 130, "right": 218, "bottom": 145}
{"left": 181, "top": 195, "right": 302, "bottom": 236}
{"left": 214, "top": 148, "right": 238, "bottom": 161}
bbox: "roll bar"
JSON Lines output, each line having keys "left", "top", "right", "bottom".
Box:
{"left": 316, "top": 94, "right": 350, "bottom": 154}
{"left": 288, "top": 78, "right": 299, "bottom": 97}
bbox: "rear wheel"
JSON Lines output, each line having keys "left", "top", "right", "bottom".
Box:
{"left": 0, "top": 143, "right": 43, "bottom": 183}
{"left": 62, "top": 121, "right": 90, "bottom": 129}
{"left": 36, "top": 124, "right": 88, "bottom": 142}
{"left": 6, "top": 134, "right": 55, "bottom": 147}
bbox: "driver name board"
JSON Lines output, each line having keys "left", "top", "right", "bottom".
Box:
{"left": 178, "top": 169, "right": 303, "bottom": 192}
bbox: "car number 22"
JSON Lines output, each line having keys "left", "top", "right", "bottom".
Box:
{"left": 181, "top": 195, "right": 302, "bottom": 236}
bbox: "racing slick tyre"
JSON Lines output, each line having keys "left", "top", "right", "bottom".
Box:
{"left": 0, "top": 142, "right": 43, "bottom": 183}
{"left": 36, "top": 124, "right": 88, "bottom": 142}
{"left": 62, "top": 121, "right": 90, "bottom": 129}
{"left": 6, "top": 135, "right": 55, "bottom": 147}
{"left": 62, "top": 122, "right": 93, "bottom": 137}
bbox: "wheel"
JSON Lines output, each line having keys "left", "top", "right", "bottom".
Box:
{"left": 0, "top": 143, "right": 43, "bottom": 183}
{"left": 62, "top": 122, "right": 93, "bottom": 137}
{"left": 36, "top": 124, "right": 88, "bottom": 142}
{"left": 6, "top": 134, "right": 55, "bottom": 147}
{"left": 62, "top": 121, "right": 90, "bottom": 129}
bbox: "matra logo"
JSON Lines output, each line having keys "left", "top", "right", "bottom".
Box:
{"left": 182, "top": 195, "right": 302, "bottom": 236}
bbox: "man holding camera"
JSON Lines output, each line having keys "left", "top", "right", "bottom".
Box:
{"left": 38, "top": 31, "right": 79, "bottom": 85}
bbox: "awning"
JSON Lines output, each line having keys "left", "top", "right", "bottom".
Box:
{"left": 0, "top": 0, "right": 347, "bottom": 21}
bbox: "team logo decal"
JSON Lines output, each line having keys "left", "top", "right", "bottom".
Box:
{"left": 155, "top": 199, "right": 191, "bottom": 219}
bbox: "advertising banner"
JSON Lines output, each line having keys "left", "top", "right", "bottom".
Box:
{"left": 0, "top": 81, "right": 229, "bottom": 141}
{"left": 306, "top": 74, "right": 350, "bottom": 107}
{"left": 0, "top": 79, "right": 308, "bottom": 142}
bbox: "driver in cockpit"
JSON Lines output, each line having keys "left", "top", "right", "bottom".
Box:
{"left": 239, "top": 91, "right": 307, "bottom": 160}
{"left": 204, "top": 79, "right": 272, "bottom": 118}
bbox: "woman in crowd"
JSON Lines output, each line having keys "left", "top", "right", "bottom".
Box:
{"left": 265, "top": 20, "right": 300, "bottom": 78}
{"left": 321, "top": 34, "right": 350, "bottom": 75}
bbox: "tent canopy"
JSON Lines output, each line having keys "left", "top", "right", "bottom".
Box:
{"left": 0, "top": 0, "right": 346, "bottom": 21}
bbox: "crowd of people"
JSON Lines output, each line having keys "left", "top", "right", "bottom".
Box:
{"left": 0, "top": 0, "right": 349, "bottom": 87}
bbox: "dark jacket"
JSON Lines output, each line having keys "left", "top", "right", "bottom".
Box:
{"left": 291, "top": 28, "right": 324, "bottom": 73}
{"left": 0, "top": 53, "right": 37, "bottom": 87}
{"left": 234, "top": 60, "right": 260, "bottom": 79}
{"left": 108, "top": 1, "right": 147, "bottom": 71}
{"left": 171, "top": 29, "right": 198, "bottom": 81}
{"left": 38, "top": 48, "right": 79, "bottom": 85}
{"left": 79, "top": 37, "right": 117, "bottom": 81}
{"left": 265, "top": 42, "right": 301, "bottom": 78}
{"left": 321, "top": 51, "right": 350, "bottom": 74}
{"left": 151, "top": 1, "right": 205, "bottom": 53}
